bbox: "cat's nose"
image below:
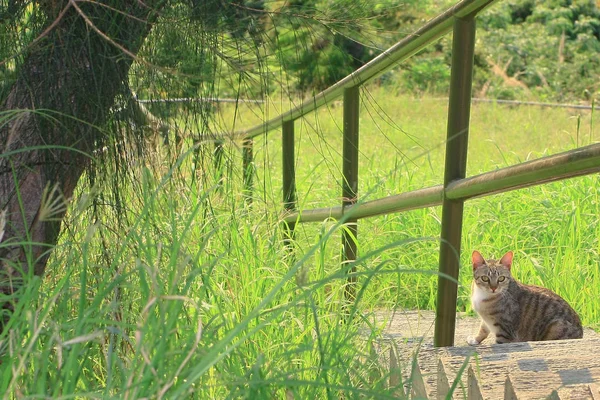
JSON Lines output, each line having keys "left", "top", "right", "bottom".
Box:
{"left": 491, "top": 287, "right": 497, "bottom": 292}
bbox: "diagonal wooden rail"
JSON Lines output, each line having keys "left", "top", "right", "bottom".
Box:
{"left": 218, "top": 0, "right": 600, "bottom": 348}
{"left": 226, "top": 0, "right": 497, "bottom": 141}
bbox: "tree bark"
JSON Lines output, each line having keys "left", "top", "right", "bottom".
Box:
{"left": 0, "top": 1, "right": 162, "bottom": 326}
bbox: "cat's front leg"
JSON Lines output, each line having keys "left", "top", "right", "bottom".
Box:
{"left": 467, "top": 321, "right": 489, "bottom": 345}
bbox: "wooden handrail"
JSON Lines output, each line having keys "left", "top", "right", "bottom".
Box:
{"left": 282, "top": 144, "right": 600, "bottom": 224}
{"left": 221, "top": 0, "right": 499, "bottom": 140}
{"left": 216, "top": 0, "right": 600, "bottom": 349}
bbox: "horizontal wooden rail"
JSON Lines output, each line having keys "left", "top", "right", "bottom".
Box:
{"left": 446, "top": 143, "right": 600, "bottom": 199}
{"left": 136, "top": 97, "right": 265, "bottom": 104}
{"left": 470, "top": 98, "right": 597, "bottom": 111}
{"left": 282, "top": 186, "right": 444, "bottom": 224}
{"left": 141, "top": 96, "right": 596, "bottom": 110}
{"left": 223, "top": 0, "right": 498, "bottom": 140}
{"left": 282, "top": 143, "right": 600, "bottom": 224}
{"left": 211, "top": 0, "right": 597, "bottom": 347}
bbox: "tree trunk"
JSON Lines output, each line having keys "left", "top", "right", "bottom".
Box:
{"left": 0, "top": 1, "right": 161, "bottom": 327}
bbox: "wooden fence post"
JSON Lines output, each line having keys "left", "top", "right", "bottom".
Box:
{"left": 214, "top": 140, "right": 225, "bottom": 189}
{"left": 242, "top": 138, "right": 254, "bottom": 204}
{"left": 434, "top": 15, "right": 476, "bottom": 347}
{"left": 342, "top": 86, "right": 360, "bottom": 303}
{"left": 282, "top": 120, "right": 297, "bottom": 248}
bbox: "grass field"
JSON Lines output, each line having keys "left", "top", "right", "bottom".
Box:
{"left": 216, "top": 87, "right": 599, "bottom": 319}
{"left": 2, "top": 89, "right": 598, "bottom": 397}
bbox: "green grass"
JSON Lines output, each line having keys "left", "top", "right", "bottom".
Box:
{"left": 218, "top": 87, "right": 599, "bottom": 321}
{"left": 1, "top": 89, "right": 598, "bottom": 397}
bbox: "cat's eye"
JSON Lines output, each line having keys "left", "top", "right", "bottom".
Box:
{"left": 498, "top": 276, "right": 506, "bottom": 282}
{"left": 481, "top": 276, "right": 490, "bottom": 282}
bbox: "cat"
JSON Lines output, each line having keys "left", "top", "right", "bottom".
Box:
{"left": 467, "top": 250, "right": 583, "bottom": 345}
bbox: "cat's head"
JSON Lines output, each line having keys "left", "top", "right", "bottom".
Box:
{"left": 472, "top": 250, "right": 513, "bottom": 294}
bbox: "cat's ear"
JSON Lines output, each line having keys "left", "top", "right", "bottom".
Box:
{"left": 499, "top": 251, "right": 514, "bottom": 270}
{"left": 472, "top": 251, "right": 486, "bottom": 270}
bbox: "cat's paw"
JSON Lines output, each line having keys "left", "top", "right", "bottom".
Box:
{"left": 466, "top": 336, "right": 480, "bottom": 346}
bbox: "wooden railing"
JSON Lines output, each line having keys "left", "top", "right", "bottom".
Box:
{"left": 217, "top": 0, "right": 600, "bottom": 347}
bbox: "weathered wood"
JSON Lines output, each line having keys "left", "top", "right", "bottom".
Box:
{"left": 242, "top": 138, "right": 254, "bottom": 203}
{"left": 412, "top": 346, "right": 443, "bottom": 399}
{"left": 371, "top": 310, "right": 599, "bottom": 345}
{"left": 440, "top": 352, "right": 509, "bottom": 398}
{"left": 444, "top": 337, "right": 600, "bottom": 359}
{"left": 389, "top": 345, "right": 401, "bottom": 388}
{"left": 547, "top": 390, "right": 561, "bottom": 400}
{"left": 341, "top": 86, "right": 360, "bottom": 305}
{"left": 589, "top": 383, "right": 600, "bottom": 399}
{"left": 411, "top": 361, "right": 428, "bottom": 399}
{"left": 368, "top": 344, "right": 382, "bottom": 384}
{"left": 442, "top": 353, "right": 600, "bottom": 399}
{"left": 507, "top": 357, "right": 600, "bottom": 399}
{"left": 437, "top": 358, "right": 450, "bottom": 400}
{"left": 504, "top": 375, "right": 518, "bottom": 400}
{"left": 365, "top": 311, "right": 600, "bottom": 399}
{"left": 213, "top": 140, "right": 225, "bottom": 188}
{"left": 436, "top": 356, "right": 469, "bottom": 399}
{"left": 557, "top": 385, "right": 595, "bottom": 399}
{"left": 435, "top": 13, "right": 477, "bottom": 348}
{"left": 467, "top": 365, "right": 484, "bottom": 400}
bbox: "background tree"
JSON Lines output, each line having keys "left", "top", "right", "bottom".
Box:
{"left": 392, "top": 0, "right": 600, "bottom": 100}
{"left": 0, "top": 0, "right": 267, "bottom": 329}
{"left": 1, "top": 0, "right": 160, "bottom": 326}
{"left": 273, "top": 0, "right": 420, "bottom": 92}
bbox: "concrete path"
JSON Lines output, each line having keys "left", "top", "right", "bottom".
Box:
{"left": 369, "top": 310, "right": 600, "bottom": 399}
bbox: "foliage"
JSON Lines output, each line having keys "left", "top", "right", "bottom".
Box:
{"left": 132, "top": 1, "right": 267, "bottom": 100}
{"left": 232, "top": 88, "right": 600, "bottom": 322}
{"left": 0, "top": 138, "right": 412, "bottom": 397}
{"left": 273, "top": 0, "right": 420, "bottom": 92}
{"left": 269, "top": 0, "right": 600, "bottom": 101}
{"left": 1, "top": 0, "right": 600, "bottom": 397}
{"left": 476, "top": 0, "right": 600, "bottom": 101}
{"left": 400, "top": 56, "right": 451, "bottom": 94}
{"left": 2, "top": 92, "right": 599, "bottom": 396}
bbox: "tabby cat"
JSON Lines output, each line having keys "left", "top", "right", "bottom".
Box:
{"left": 467, "top": 250, "right": 583, "bottom": 345}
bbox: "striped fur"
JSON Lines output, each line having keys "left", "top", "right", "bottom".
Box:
{"left": 467, "top": 250, "right": 583, "bottom": 345}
